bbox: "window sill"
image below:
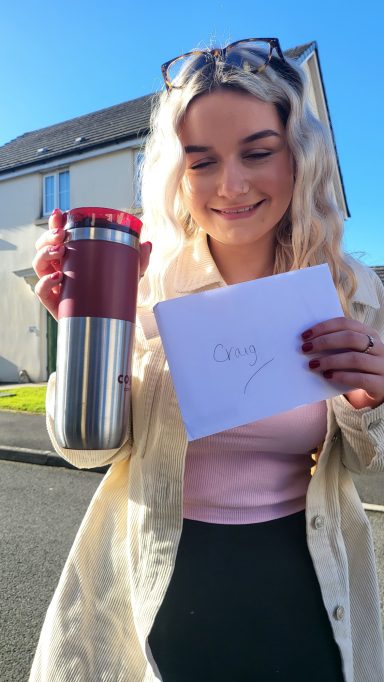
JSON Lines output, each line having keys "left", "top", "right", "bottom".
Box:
{"left": 35, "top": 217, "right": 49, "bottom": 226}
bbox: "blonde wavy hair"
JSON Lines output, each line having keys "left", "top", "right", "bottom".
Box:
{"left": 141, "top": 46, "right": 356, "bottom": 312}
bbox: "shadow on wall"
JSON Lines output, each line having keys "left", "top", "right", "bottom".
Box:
{"left": 0, "top": 238, "right": 17, "bottom": 251}
{"left": 0, "top": 357, "right": 19, "bottom": 383}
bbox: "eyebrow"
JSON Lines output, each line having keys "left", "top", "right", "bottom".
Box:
{"left": 184, "top": 129, "right": 281, "bottom": 153}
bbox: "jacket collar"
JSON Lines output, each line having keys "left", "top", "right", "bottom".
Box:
{"left": 352, "top": 279, "right": 379, "bottom": 308}
{"left": 348, "top": 257, "right": 380, "bottom": 309}
{"left": 173, "top": 230, "right": 380, "bottom": 308}
{"left": 174, "top": 229, "right": 225, "bottom": 293}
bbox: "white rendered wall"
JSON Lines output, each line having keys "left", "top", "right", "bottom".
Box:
{"left": 71, "top": 149, "right": 135, "bottom": 210}
{"left": 0, "top": 174, "right": 47, "bottom": 382}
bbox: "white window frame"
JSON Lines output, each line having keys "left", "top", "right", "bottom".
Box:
{"left": 43, "top": 169, "right": 70, "bottom": 216}
{"left": 133, "top": 150, "right": 144, "bottom": 209}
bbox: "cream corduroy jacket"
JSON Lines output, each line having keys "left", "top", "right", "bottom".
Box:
{"left": 30, "top": 232, "right": 384, "bottom": 682}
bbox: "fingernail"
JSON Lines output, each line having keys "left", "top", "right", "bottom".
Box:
{"left": 323, "top": 370, "right": 333, "bottom": 379}
{"left": 302, "top": 342, "right": 313, "bottom": 352}
{"left": 51, "top": 271, "right": 62, "bottom": 281}
{"left": 51, "top": 208, "right": 61, "bottom": 215}
{"left": 309, "top": 359, "right": 320, "bottom": 369}
{"left": 49, "top": 245, "right": 62, "bottom": 253}
{"left": 143, "top": 241, "right": 152, "bottom": 253}
{"left": 302, "top": 329, "right": 313, "bottom": 340}
{"left": 52, "top": 228, "right": 63, "bottom": 235}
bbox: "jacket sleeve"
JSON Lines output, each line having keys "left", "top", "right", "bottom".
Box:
{"left": 45, "top": 372, "right": 132, "bottom": 469}
{"left": 332, "top": 266, "right": 384, "bottom": 474}
{"left": 332, "top": 396, "right": 384, "bottom": 473}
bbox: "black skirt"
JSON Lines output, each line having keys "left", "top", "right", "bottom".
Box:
{"left": 148, "top": 511, "right": 344, "bottom": 682}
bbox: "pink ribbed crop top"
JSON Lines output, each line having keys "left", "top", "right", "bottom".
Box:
{"left": 183, "top": 401, "right": 327, "bottom": 524}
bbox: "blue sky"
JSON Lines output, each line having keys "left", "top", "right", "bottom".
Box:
{"left": 2, "top": 0, "right": 383, "bottom": 264}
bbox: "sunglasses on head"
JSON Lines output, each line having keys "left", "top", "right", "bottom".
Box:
{"left": 161, "top": 38, "right": 286, "bottom": 92}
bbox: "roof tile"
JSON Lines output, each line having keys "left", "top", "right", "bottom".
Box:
{"left": 0, "top": 94, "right": 156, "bottom": 174}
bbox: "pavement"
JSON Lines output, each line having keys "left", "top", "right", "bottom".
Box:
{"left": 0, "top": 385, "right": 383, "bottom": 507}
{"left": 0, "top": 383, "right": 107, "bottom": 473}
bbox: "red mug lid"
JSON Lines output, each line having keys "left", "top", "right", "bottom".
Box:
{"left": 64, "top": 207, "right": 142, "bottom": 236}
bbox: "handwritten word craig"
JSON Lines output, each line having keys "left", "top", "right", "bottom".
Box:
{"left": 213, "top": 342, "right": 275, "bottom": 394}
{"left": 213, "top": 343, "right": 258, "bottom": 367}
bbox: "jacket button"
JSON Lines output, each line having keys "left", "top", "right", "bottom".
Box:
{"left": 313, "top": 515, "right": 325, "bottom": 529}
{"left": 334, "top": 606, "right": 345, "bottom": 621}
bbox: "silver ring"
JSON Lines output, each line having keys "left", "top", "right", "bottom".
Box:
{"left": 363, "top": 334, "right": 374, "bottom": 353}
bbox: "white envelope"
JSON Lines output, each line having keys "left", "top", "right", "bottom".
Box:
{"left": 153, "top": 264, "right": 348, "bottom": 441}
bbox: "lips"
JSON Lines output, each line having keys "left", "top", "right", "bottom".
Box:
{"left": 212, "top": 200, "right": 265, "bottom": 216}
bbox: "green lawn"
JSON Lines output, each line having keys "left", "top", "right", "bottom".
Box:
{"left": 0, "top": 385, "right": 47, "bottom": 413}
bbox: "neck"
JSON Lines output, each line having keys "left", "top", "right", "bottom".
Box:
{"left": 207, "top": 236, "right": 275, "bottom": 285}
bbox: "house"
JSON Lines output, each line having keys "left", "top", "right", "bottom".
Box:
{"left": 0, "top": 41, "right": 371, "bottom": 383}
{"left": 0, "top": 94, "right": 153, "bottom": 382}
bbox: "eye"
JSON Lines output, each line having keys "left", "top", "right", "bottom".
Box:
{"left": 244, "top": 151, "right": 272, "bottom": 160}
{"left": 190, "top": 160, "right": 216, "bottom": 170}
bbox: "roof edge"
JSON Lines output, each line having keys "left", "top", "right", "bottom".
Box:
{"left": 0, "top": 135, "right": 148, "bottom": 181}
{"left": 2, "top": 92, "right": 155, "bottom": 146}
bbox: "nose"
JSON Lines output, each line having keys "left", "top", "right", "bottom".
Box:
{"left": 217, "top": 160, "right": 250, "bottom": 199}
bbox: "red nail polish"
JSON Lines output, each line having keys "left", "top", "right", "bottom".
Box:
{"left": 143, "top": 241, "right": 152, "bottom": 253}
{"left": 302, "top": 329, "right": 313, "bottom": 340}
{"left": 309, "top": 359, "right": 320, "bottom": 369}
{"left": 51, "top": 208, "right": 61, "bottom": 216}
{"left": 51, "top": 271, "right": 62, "bottom": 281}
{"left": 302, "top": 342, "right": 313, "bottom": 352}
{"left": 52, "top": 228, "right": 63, "bottom": 235}
{"left": 323, "top": 370, "right": 333, "bottom": 379}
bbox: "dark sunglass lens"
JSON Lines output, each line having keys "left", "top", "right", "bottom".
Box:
{"left": 226, "top": 40, "right": 271, "bottom": 72}
{"left": 167, "top": 53, "right": 212, "bottom": 87}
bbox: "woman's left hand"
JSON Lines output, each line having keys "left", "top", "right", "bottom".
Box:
{"left": 301, "top": 317, "right": 384, "bottom": 409}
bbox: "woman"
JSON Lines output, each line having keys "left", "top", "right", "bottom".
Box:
{"left": 30, "top": 39, "right": 384, "bottom": 681}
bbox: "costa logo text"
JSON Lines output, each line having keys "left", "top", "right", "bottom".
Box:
{"left": 118, "top": 374, "right": 131, "bottom": 390}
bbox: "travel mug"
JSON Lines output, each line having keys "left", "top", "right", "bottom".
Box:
{"left": 54, "top": 207, "right": 142, "bottom": 450}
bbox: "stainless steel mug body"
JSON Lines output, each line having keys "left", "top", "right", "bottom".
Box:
{"left": 55, "top": 317, "right": 134, "bottom": 449}
{"left": 54, "top": 208, "right": 142, "bottom": 450}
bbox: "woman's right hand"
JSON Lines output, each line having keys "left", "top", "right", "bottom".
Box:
{"left": 33, "top": 209, "right": 66, "bottom": 321}
{"left": 33, "top": 209, "right": 152, "bottom": 321}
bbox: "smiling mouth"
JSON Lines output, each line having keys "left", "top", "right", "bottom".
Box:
{"left": 212, "top": 201, "right": 265, "bottom": 215}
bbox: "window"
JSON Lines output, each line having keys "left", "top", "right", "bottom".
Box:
{"left": 134, "top": 150, "right": 144, "bottom": 209}
{"left": 43, "top": 170, "right": 70, "bottom": 215}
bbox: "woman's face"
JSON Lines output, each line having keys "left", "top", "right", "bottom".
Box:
{"left": 179, "top": 89, "right": 294, "bottom": 265}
